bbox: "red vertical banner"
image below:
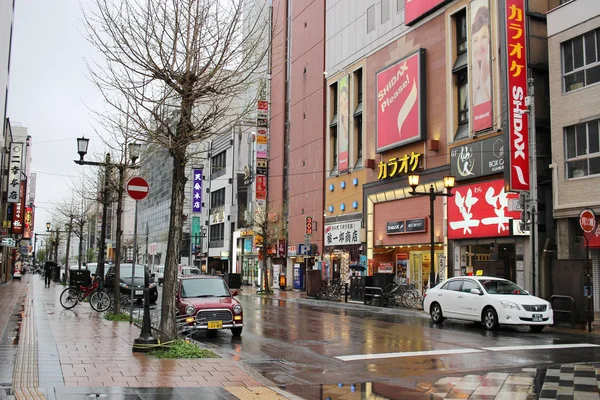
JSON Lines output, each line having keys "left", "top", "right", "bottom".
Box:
{"left": 11, "top": 182, "right": 25, "bottom": 234}
{"left": 505, "top": 0, "right": 529, "bottom": 191}
{"left": 256, "top": 176, "right": 267, "bottom": 200}
{"left": 23, "top": 207, "right": 33, "bottom": 239}
{"left": 471, "top": 0, "right": 493, "bottom": 132}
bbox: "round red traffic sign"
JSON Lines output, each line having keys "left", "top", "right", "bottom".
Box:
{"left": 579, "top": 208, "right": 597, "bottom": 234}
{"left": 127, "top": 177, "right": 149, "bottom": 201}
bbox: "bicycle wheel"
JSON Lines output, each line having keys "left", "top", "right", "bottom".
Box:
{"left": 401, "top": 290, "right": 417, "bottom": 308}
{"left": 60, "top": 288, "right": 79, "bottom": 309}
{"left": 90, "top": 290, "right": 111, "bottom": 312}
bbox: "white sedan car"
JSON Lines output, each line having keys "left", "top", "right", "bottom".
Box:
{"left": 423, "top": 276, "right": 553, "bottom": 332}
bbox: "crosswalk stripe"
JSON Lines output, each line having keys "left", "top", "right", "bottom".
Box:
{"left": 336, "top": 343, "right": 600, "bottom": 361}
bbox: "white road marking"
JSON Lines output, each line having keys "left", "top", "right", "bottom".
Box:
{"left": 335, "top": 348, "right": 483, "bottom": 361}
{"left": 336, "top": 343, "right": 600, "bottom": 362}
{"left": 481, "top": 343, "right": 600, "bottom": 352}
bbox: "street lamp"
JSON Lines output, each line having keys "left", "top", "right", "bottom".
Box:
{"left": 408, "top": 173, "right": 455, "bottom": 289}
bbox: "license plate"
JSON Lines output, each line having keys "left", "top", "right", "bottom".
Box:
{"left": 532, "top": 314, "right": 542, "bottom": 322}
{"left": 207, "top": 321, "right": 222, "bottom": 329}
{"left": 135, "top": 290, "right": 143, "bottom": 295}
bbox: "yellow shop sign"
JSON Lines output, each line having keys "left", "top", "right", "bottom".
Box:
{"left": 377, "top": 152, "right": 422, "bottom": 180}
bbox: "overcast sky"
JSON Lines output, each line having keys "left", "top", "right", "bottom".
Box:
{"left": 8, "top": 0, "right": 107, "bottom": 234}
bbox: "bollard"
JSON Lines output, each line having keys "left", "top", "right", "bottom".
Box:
{"left": 344, "top": 283, "right": 349, "bottom": 303}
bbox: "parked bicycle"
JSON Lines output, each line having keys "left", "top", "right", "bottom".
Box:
{"left": 316, "top": 278, "right": 343, "bottom": 301}
{"left": 59, "top": 277, "right": 112, "bottom": 312}
{"left": 385, "top": 282, "right": 422, "bottom": 308}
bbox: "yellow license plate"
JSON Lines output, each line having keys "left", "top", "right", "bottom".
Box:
{"left": 207, "top": 320, "right": 222, "bottom": 329}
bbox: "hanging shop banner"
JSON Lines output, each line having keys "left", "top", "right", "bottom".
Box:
{"left": 470, "top": 0, "right": 493, "bottom": 132}
{"left": 450, "top": 135, "right": 504, "bottom": 180}
{"left": 376, "top": 49, "right": 426, "bottom": 153}
{"left": 256, "top": 175, "right": 267, "bottom": 200}
{"left": 28, "top": 173, "right": 36, "bottom": 203}
{"left": 11, "top": 182, "right": 25, "bottom": 235}
{"left": 7, "top": 142, "right": 23, "bottom": 204}
{"left": 448, "top": 179, "right": 520, "bottom": 239}
{"left": 338, "top": 75, "right": 349, "bottom": 173}
{"left": 377, "top": 152, "right": 422, "bottom": 180}
{"left": 192, "top": 169, "right": 203, "bottom": 212}
{"left": 257, "top": 100, "right": 269, "bottom": 119}
{"left": 405, "top": 0, "right": 452, "bottom": 25}
{"left": 324, "top": 221, "right": 361, "bottom": 246}
{"left": 23, "top": 207, "right": 33, "bottom": 239}
{"left": 256, "top": 128, "right": 268, "bottom": 158}
{"left": 505, "top": 0, "right": 529, "bottom": 191}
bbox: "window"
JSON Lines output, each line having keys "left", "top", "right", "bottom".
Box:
{"left": 367, "top": 5, "right": 375, "bottom": 33}
{"left": 331, "top": 126, "right": 338, "bottom": 170}
{"left": 356, "top": 68, "right": 363, "bottom": 104}
{"left": 456, "top": 10, "right": 467, "bottom": 54}
{"left": 562, "top": 28, "right": 600, "bottom": 92}
{"left": 565, "top": 119, "right": 600, "bottom": 178}
{"left": 443, "top": 280, "right": 463, "bottom": 291}
{"left": 381, "top": 0, "right": 390, "bottom": 23}
{"left": 457, "top": 69, "right": 469, "bottom": 125}
{"left": 353, "top": 68, "right": 363, "bottom": 167}
{"left": 355, "top": 115, "right": 363, "bottom": 166}
{"left": 209, "top": 223, "right": 225, "bottom": 242}
{"left": 210, "top": 188, "right": 225, "bottom": 208}
{"left": 211, "top": 151, "right": 226, "bottom": 178}
{"left": 397, "top": 0, "right": 404, "bottom": 13}
{"left": 462, "top": 280, "right": 480, "bottom": 294}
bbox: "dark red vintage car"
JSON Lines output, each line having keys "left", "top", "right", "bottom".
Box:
{"left": 176, "top": 275, "right": 243, "bottom": 336}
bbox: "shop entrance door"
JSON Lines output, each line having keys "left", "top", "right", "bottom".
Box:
{"left": 332, "top": 258, "right": 341, "bottom": 281}
{"left": 411, "top": 254, "right": 424, "bottom": 293}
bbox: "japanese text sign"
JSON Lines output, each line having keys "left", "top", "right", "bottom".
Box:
{"left": 324, "top": 221, "right": 361, "bottom": 246}
{"left": 192, "top": 169, "right": 203, "bottom": 212}
{"left": 23, "top": 207, "right": 33, "bottom": 239}
{"left": 256, "top": 129, "right": 268, "bottom": 158}
{"left": 450, "top": 136, "right": 504, "bottom": 180}
{"left": 376, "top": 49, "right": 426, "bottom": 153}
{"left": 377, "top": 152, "right": 422, "bottom": 180}
{"left": 448, "top": 179, "right": 520, "bottom": 239}
{"left": 7, "top": 142, "right": 23, "bottom": 204}
{"left": 11, "top": 182, "right": 25, "bottom": 235}
{"left": 505, "top": 0, "right": 529, "bottom": 191}
{"left": 256, "top": 175, "right": 267, "bottom": 200}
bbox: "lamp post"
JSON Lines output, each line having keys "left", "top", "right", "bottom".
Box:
{"left": 408, "top": 174, "right": 455, "bottom": 289}
{"left": 74, "top": 136, "right": 141, "bottom": 313}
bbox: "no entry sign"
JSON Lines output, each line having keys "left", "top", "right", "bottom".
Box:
{"left": 127, "top": 177, "right": 149, "bottom": 201}
{"left": 579, "top": 208, "right": 597, "bottom": 234}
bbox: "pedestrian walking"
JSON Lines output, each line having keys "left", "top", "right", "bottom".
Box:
{"left": 44, "top": 262, "right": 54, "bottom": 287}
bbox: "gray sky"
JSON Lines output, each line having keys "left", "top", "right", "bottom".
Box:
{"left": 8, "top": 0, "right": 107, "bottom": 234}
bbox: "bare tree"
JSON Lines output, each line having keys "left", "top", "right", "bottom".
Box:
{"left": 83, "top": 0, "right": 271, "bottom": 340}
{"left": 243, "top": 202, "right": 287, "bottom": 293}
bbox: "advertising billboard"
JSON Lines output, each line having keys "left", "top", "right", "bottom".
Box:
{"left": 450, "top": 135, "right": 504, "bottom": 180}
{"left": 338, "top": 75, "right": 349, "bottom": 172}
{"left": 448, "top": 179, "right": 520, "bottom": 239}
{"left": 376, "top": 49, "right": 426, "bottom": 153}
{"left": 405, "top": 0, "right": 452, "bottom": 25}
{"left": 470, "top": 0, "right": 493, "bottom": 132}
{"left": 505, "top": 0, "right": 529, "bottom": 191}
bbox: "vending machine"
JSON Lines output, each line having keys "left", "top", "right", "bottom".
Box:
{"left": 293, "top": 263, "right": 304, "bottom": 289}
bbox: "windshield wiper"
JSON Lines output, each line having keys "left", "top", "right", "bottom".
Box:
{"left": 193, "top": 295, "right": 214, "bottom": 298}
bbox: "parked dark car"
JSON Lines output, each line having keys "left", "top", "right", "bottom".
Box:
{"left": 176, "top": 275, "right": 243, "bottom": 336}
{"left": 105, "top": 264, "right": 158, "bottom": 304}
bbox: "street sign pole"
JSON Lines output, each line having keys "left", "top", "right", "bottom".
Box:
{"left": 130, "top": 177, "right": 158, "bottom": 352}
{"left": 579, "top": 208, "right": 596, "bottom": 333}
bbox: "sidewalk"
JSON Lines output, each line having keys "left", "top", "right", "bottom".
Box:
{"left": 7, "top": 275, "right": 297, "bottom": 400}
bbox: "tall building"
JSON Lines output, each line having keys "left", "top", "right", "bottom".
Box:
{"left": 0, "top": 0, "right": 14, "bottom": 131}
{"left": 270, "top": 0, "right": 325, "bottom": 287}
{"left": 548, "top": 0, "right": 600, "bottom": 310}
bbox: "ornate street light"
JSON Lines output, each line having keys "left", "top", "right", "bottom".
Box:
{"left": 408, "top": 173, "right": 455, "bottom": 289}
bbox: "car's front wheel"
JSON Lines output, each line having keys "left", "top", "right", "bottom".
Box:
{"left": 483, "top": 307, "right": 499, "bottom": 330}
{"left": 231, "top": 327, "right": 242, "bottom": 337}
{"left": 530, "top": 325, "right": 545, "bottom": 332}
{"left": 430, "top": 303, "right": 445, "bottom": 324}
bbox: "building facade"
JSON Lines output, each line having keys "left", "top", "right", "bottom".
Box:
{"left": 270, "top": 0, "right": 325, "bottom": 289}
{"left": 548, "top": 0, "right": 600, "bottom": 309}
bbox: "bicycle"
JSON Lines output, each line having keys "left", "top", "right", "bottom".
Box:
{"left": 326, "top": 279, "right": 342, "bottom": 301}
{"left": 59, "top": 277, "right": 112, "bottom": 312}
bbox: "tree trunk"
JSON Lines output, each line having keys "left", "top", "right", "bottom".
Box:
{"left": 112, "top": 166, "right": 125, "bottom": 313}
{"left": 159, "top": 149, "right": 187, "bottom": 341}
{"left": 78, "top": 223, "right": 83, "bottom": 270}
{"left": 65, "top": 229, "right": 71, "bottom": 284}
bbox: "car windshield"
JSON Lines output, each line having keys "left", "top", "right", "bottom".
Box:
{"left": 181, "top": 268, "right": 200, "bottom": 276}
{"left": 120, "top": 266, "right": 146, "bottom": 277}
{"left": 478, "top": 279, "right": 528, "bottom": 295}
{"left": 180, "top": 278, "right": 229, "bottom": 298}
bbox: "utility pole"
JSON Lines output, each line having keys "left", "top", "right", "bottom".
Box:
{"left": 527, "top": 78, "right": 539, "bottom": 296}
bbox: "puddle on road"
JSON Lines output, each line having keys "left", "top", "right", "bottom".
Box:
{"left": 283, "top": 381, "right": 431, "bottom": 400}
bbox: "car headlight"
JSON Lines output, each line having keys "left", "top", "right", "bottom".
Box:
{"left": 547, "top": 302, "right": 552, "bottom": 310}
{"left": 500, "top": 300, "right": 520, "bottom": 310}
{"left": 185, "top": 305, "right": 195, "bottom": 315}
{"left": 233, "top": 304, "right": 243, "bottom": 315}
{"left": 119, "top": 283, "right": 129, "bottom": 289}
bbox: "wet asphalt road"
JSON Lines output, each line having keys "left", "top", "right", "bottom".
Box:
{"left": 183, "top": 294, "right": 600, "bottom": 394}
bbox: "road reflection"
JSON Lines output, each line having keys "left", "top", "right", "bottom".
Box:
{"left": 284, "top": 381, "right": 432, "bottom": 400}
